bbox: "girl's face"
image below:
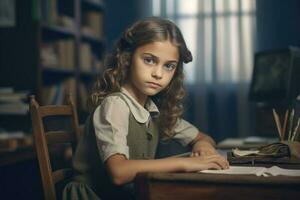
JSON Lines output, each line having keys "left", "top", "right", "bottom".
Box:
{"left": 124, "top": 40, "right": 179, "bottom": 104}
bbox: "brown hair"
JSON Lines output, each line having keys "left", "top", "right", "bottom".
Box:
{"left": 88, "top": 17, "right": 192, "bottom": 137}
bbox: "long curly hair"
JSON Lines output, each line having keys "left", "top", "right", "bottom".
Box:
{"left": 88, "top": 17, "right": 193, "bottom": 137}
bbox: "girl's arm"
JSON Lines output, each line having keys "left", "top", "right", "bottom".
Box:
{"left": 190, "top": 131, "right": 216, "bottom": 146}
{"left": 106, "top": 153, "right": 229, "bottom": 185}
{"left": 190, "top": 132, "right": 219, "bottom": 156}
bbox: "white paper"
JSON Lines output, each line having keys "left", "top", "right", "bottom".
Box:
{"left": 266, "top": 166, "right": 300, "bottom": 177}
{"left": 200, "top": 166, "right": 300, "bottom": 177}
{"left": 232, "top": 148, "right": 259, "bottom": 156}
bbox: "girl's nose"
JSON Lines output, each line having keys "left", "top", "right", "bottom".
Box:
{"left": 151, "top": 66, "right": 163, "bottom": 79}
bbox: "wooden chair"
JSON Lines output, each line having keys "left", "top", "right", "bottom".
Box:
{"left": 29, "top": 95, "right": 81, "bottom": 200}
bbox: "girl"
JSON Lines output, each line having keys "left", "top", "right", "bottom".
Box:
{"left": 63, "top": 17, "right": 229, "bottom": 200}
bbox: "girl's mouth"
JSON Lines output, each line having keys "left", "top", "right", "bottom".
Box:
{"left": 146, "top": 82, "right": 162, "bottom": 89}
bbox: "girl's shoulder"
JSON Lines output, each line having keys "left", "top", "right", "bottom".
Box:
{"left": 106, "top": 91, "right": 125, "bottom": 99}
{"left": 99, "top": 92, "right": 130, "bottom": 110}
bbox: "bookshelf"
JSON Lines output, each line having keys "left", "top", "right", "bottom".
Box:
{"left": 0, "top": 0, "right": 105, "bottom": 134}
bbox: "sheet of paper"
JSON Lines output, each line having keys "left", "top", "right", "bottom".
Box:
{"left": 232, "top": 148, "right": 259, "bottom": 156}
{"left": 199, "top": 166, "right": 300, "bottom": 177}
{"left": 267, "top": 166, "right": 300, "bottom": 177}
{"left": 200, "top": 166, "right": 266, "bottom": 176}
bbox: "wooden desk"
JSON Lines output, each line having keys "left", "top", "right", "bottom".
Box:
{"left": 134, "top": 172, "right": 300, "bottom": 200}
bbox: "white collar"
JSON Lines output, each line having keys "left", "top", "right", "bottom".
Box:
{"left": 120, "top": 87, "right": 159, "bottom": 123}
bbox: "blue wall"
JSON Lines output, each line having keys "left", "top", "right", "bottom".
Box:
{"left": 104, "top": 0, "right": 151, "bottom": 52}
{"left": 256, "top": 0, "right": 300, "bottom": 52}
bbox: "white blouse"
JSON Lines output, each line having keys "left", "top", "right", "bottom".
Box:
{"left": 93, "top": 88, "right": 199, "bottom": 161}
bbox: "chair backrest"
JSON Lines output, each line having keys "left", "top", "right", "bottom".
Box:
{"left": 30, "top": 95, "right": 80, "bottom": 200}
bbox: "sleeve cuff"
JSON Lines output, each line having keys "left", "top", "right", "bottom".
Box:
{"left": 100, "top": 144, "right": 129, "bottom": 161}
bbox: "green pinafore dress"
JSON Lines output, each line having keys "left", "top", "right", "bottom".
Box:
{"left": 62, "top": 94, "right": 159, "bottom": 200}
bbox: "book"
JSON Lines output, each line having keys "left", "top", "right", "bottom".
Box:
{"left": 0, "top": 102, "right": 29, "bottom": 114}
{"left": 54, "top": 39, "right": 75, "bottom": 69}
{"left": 0, "top": 88, "right": 29, "bottom": 114}
{"left": 227, "top": 142, "right": 300, "bottom": 166}
{"left": 232, "top": 142, "right": 289, "bottom": 157}
{"left": 200, "top": 166, "right": 300, "bottom": 177}
{"left": 80, "top": 42, "right": 92, "bottom": 72}
{"left": 42, "top": 78, "right": 77, "bottom": 105}
{"left": 0, "top": 91, "right": 28, "bottom": 103}
{"left": 82, "top": 11, "right": 103, "bottom": 38}
{"left": 0, "top": 87, "right": 13, "bottom": 94}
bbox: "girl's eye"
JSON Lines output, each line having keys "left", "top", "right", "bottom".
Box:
{"left": 164, "top": 63, "right": 176, "bottom": 71}
{"left": 144, "top": 57, "right": 155, "bottom": 65}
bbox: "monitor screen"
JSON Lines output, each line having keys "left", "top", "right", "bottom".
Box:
{"left": 249, "top": 47, "right": 300, "bottom": 102}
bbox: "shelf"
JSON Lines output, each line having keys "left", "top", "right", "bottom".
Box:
{"left": 80, "top": 34, "right": 105, "bottom": 59}
{"left": 0, "top": 0, "right": 105, "bottom": 132}
{"left": 43, "top": 66, "right": 75, "bottom": 75}
{"left": 42, "top": 67, "right": 75, "bottom": 85}
{"left": 42, "top": 24, "right": 76, "bottom": 39}
{"left": 81, "top": 33, "right": 105, "bottom": 50}
{"left": 79, "top": 71, "right": 98, "bottom": 81}
{"left": 0, "top": 114, "right": 31, "bottom": 132}
{"left": 0, "top": 110, "right": 29, "bottom": 116}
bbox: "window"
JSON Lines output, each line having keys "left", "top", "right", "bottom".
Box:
{"left": 152, "top": 0, "right": 256, "bottom": 84}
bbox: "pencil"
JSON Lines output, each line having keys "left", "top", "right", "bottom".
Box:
{"left": 291, "top": 118, "right": 300, "bottom": 141}
{"left": 282, "top": 109, "right": 289, "bottom": 140}
{"left": 288, "top": 109, "right": 295, "bottom": 141}
{"left": 272, "top": 109, "right": 283, "bottom": 141}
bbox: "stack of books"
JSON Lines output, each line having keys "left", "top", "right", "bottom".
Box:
{"left": 0, "top": 87, "right": 29, "bottom": 115}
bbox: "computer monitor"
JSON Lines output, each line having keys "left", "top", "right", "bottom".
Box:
{"left": 249, "top": 47, "right": 300, "bottom": 102}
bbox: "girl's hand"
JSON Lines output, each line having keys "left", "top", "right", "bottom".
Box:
{"left": 191, "top": 140, "right": 218, "bottom": 157}
{"left": 182, "top": 154, "right": 229, "bottom": 172}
